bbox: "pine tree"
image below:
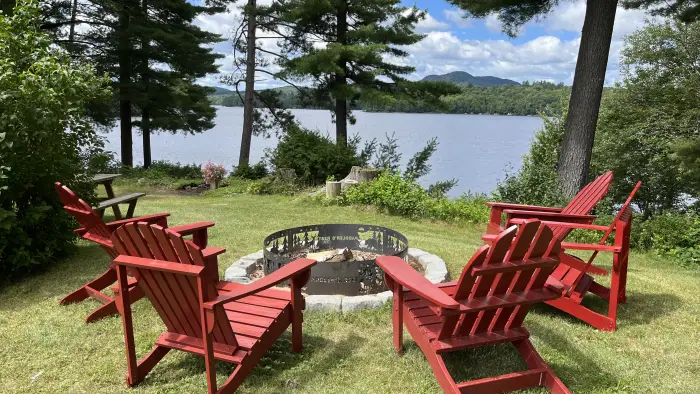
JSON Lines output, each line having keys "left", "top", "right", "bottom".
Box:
{"left": 37, "top": 0, "right": 226, "bottom": 167}
{"left": 449, "top": 0, "right": 618, "bottom": 197}
{"left": 272, "top": 0, "right": 459, "bottom": 145}
{"left": 133, "top": 0, "right": 223, "bottom": 167}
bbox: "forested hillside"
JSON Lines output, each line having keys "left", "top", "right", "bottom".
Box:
{"left": 210, "top": 81, "right": 570, "bottom": 116}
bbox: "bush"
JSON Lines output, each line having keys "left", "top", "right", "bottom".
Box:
{"left": 119, "top": 161, "right": 202, "bottom": 180}
{"left": 0, "top": 2, "right": 111, "bottom": 278}
{"left": 494, "top": 104, "right": 567, "bottom": 207}
{"left": 245, "top": 176, "right": 300, "bottom": 195}
{"left": 342, "top": 172, "right": 489, "bottom": 223}
{"left": 266, "top": 126, "right": 372, "bottom": 185}
{"left": 231, "top": 162, "right": 268, "bottom": 180}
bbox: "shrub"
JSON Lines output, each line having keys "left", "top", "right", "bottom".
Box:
{"left": 494, "top": 104, "right": 567, "bottom": 207}
{"left": 0, "top": 1, "right": 111, "bottom": 278}
{"left": 342, "top": 172, "right": 489, "bottom": 223}
{"left": 245, "top": 176, "right": 300, "bottom": 195}
{"left": 231, "top": 162, "right": 267, "bottom": 180}
{"left": 266, "top": 126, "right": 372, "bottom": 185}
{"left": 119, "top": 161, "right": 202, "bottom": 180}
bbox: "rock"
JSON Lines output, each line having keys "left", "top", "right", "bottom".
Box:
{"left": 376, "top": 291, "right": 393, "bottom": 305}
{"left": 418, "top": 254, "right": 449, "bottom": 283}
{"left": 229, "top": 260, "right": 257, "bottom": 274}
{"left": 408, "top": 248, "right": 429, "bottom": 262}
{"left": 305, "top": 295, "right": 342, "bottom": 312}
{"left": 341, "top": 295, "right": 385, "bottom": 312}
{"left": 224, "top": 266, "right": 248, "bottom": 282}
{"left": 228, "top": 276, "right": 252, "bottom": 284}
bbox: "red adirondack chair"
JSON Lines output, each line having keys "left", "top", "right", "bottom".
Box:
{"left": 483, "top": 171, "right": 614, "bottom": 276}
{"left": 55, "top": 182, "right": 221, "bottom": 323}
{"left": 377, "top": 220, "right": 571, "bottom": 394}
{"left": 111, "top": 222, "right": 317, "bottom": 394}
{"left": 512, "top": 181, "right": 642, "bottom": 332}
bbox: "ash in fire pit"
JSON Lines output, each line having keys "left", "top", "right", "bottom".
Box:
{"left": 264, "top": 224, "right": 408, "bottom": 296}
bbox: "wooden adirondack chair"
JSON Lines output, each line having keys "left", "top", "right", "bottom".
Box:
{"left": 55, "top": 182, "right": 221, "bottom": 323}
{"left": 483, "top": 171, "right": 614, "bottom": 277}
{"left": 111, "top": 222, "right": 316, "bottom": 394}
{"left": 512, "top": 181, "right": 642, "bottom": 332}
{"left": 377, "top": 220, "right": 571, "bottom": 394}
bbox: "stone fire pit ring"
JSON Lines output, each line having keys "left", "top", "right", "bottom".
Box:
{"left": 224, "top": 247, "right": 449, "bottom": 313}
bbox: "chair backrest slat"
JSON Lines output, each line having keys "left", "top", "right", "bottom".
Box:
{"left": 451, "top": 220, "right": 561, "bottom": 337}
{"left": 547, "top": 171, "right": 613, "bottom": 240}
{"left": 55, "top": 182, "right": 115, "bottom": 256}
{"left": 112, "top": 223, "right": 238, "bottom": 348}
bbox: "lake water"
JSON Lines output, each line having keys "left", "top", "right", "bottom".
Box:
{"left": 103, "top": 107, "right": 543, "bottom": 196}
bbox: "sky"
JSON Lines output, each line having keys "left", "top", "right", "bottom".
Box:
{"left": 191, "top": 0, "right": 650, "bottom": 89}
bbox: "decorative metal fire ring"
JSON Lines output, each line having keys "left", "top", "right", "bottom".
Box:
{"left": 225, "top": 247, "right": 449, "bottom": 313}
{"left": 263, "top": 224, "right": 408, "bottom": 296}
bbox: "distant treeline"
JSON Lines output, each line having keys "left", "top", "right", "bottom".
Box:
{"left": 209, "top": 81, "right": 570, "bottom": 116}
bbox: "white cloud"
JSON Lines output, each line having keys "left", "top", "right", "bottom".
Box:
{"left": 544, "top": 0, "right": 648, "bottom": 39}
{"left": 484, "top": 14, "right": 503, "bottom": 34}
{"left": 415, "top": 12, "right": 450, "bottom": 33}
{"left": 443, "top": 9, "right": 472, "bottom": 29}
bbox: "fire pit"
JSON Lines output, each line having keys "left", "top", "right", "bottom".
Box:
{"left": 263, "top": 224, "right": 408, "bottom": 296}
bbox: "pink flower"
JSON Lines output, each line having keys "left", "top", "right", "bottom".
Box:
{"left": 202, "top": 161, "right": 227, "bottom": 184}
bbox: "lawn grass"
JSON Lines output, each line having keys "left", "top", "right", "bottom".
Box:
{"left": 1, "top": 192, "right": 699, "bottom": 393}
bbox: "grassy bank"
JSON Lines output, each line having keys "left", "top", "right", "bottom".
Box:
{"left": 1, "top": 192, "right": 699, "bottom": 393}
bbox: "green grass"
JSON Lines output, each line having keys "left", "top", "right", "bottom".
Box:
{"left": 1, "top": 192, "right": 699, "bottom": 393}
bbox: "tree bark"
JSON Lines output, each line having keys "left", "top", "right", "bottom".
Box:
{"left": 239, "top": 0, "right": 256, "bottom": 168}
{"left": 557, "top": 0, "right": 618, "bottom": 197}
{"left": 69, "top": 0, "right": 78, "bottom": 43}
{"left": 334, "top": 0, "right": 348, "bottom": 146}
{"left": 1, "top": 0, "right": 14, "bottom": 16}
{"left": 118, "top": 1, "right": 134, "bottom": 166}
{"left": 140, "top": 0, "right": 151, "bottom": 168}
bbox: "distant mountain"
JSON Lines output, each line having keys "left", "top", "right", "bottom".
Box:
{"left": 209, "top": 86, "right": 235, "bottom": 96}
{"left": 421, "top": 71, "right": 520, "bottom": 87}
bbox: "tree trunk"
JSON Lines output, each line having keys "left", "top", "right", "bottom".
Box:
{"left": 1, "top": 0, "right": 14, "bottom": 16}
{"left": 118, "top": 1, "right": 134, "bottom": 166}
{"left": 142, "top": 107, "right": 151, "bottom": 168}
{"left": 557, "top": 0, "right": 618, "bottom": 197}
{"left": 334, "top": 1, "right": 348, "bottom": 146}
{"left": 69, "top": 0, "right": 78, "bottom": 43}
{"left": 140, "top": 0, "right": 151, "bottom": 168}
{"left": 239, "top": 0, "right": 256, "bottom": 168}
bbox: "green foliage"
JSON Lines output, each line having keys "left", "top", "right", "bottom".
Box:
{"left": 405, "top": 137, "right": 438, "bottom": 181}
{"left": 494, "top": 103, "right": 567, "bottom": 207}
{"left": 231, "top": 162, "right": 268, "bottom": 180}
{"left": 266, "top": 126, "right": 371, "bottom": 185}
{"left": 0, "top": 0, "right": 110, "bottom": 277}
{"left": 273, "top": 0, "right": 458, "bottom": 140}
{"left": 367, "top": 81, "right": 570, "bottom": 116}
{"left": 215, "top": 82, "right": 569, "bottom": 117}
{"left": 119, "top": 161, "right": 202, "bottom": 180}
{"left": 593, "top": 19, "right": 700, "bottom": 217}
{"left": 632, "top": 212, "right": 700, "bottom": 267}
{"left": 373, "top": 133, "right": 401, "bottom": 173}
{"left": 623, "top": 0, "right": 700, "bottom": 24}
{"left": 245, "top": 176, "right": 300, "bottom": 196}
{"left": 341, "top": 172, "right": 489, "bottom": 223}
{"left": 447, "top": 0, "right": 556, "bottom": 37}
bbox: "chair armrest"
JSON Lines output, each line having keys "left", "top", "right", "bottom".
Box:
{"left": 105, "top": 213, "right": 170, "bottom": 230}
{"left": 487, "top": 202, "right": 563, "bottom": 213}
{"left": 561, "top": 242, "right": 621, "bottom": 252}
{"left": 510, "top": 218, "right": 609, "bottom": 232}
{"left": 204, "top": 258, "right": 317, "bottom": 309}
{"left": 376, "top": 256, "right": 459, "bottom": 310}
{"left": 202, "top": 247, "right": 226, "bottom": 259}
{"left": 504, "top": 209, "right": 596, "bottom": 223}
{"left": 169, "top": 221, "right": 215, "bottom": 236}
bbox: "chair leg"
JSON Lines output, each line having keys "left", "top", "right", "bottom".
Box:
{"left": 546, "top": 297, "right": 615, "bottom": 331}
{"left": 60, "top": 268, "right": 117, "bottom": 305}
{"left": 513, "top": 339, "right": 570, "bottom": 394}
{"left": 86, "top": 284, "right": 145, "bottom": 323}
{"left": 217, "top": 363, "right": 255, "bottom": 394}
{"left": 392, "top": 281, "right": 404, "bottom": 354}
{"left": 128, "top": 345, "right": 170, "bottom": 387}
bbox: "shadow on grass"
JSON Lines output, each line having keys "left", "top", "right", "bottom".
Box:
{"left": 530, "top": 291, "right": 681, "bottom": 328}
{"left": 137, "top": 332, "right": 361, "bottom": 391}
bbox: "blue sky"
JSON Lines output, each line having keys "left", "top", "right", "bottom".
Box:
{"left": 192, "top": 0, "right": 650, "bottom": 88}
